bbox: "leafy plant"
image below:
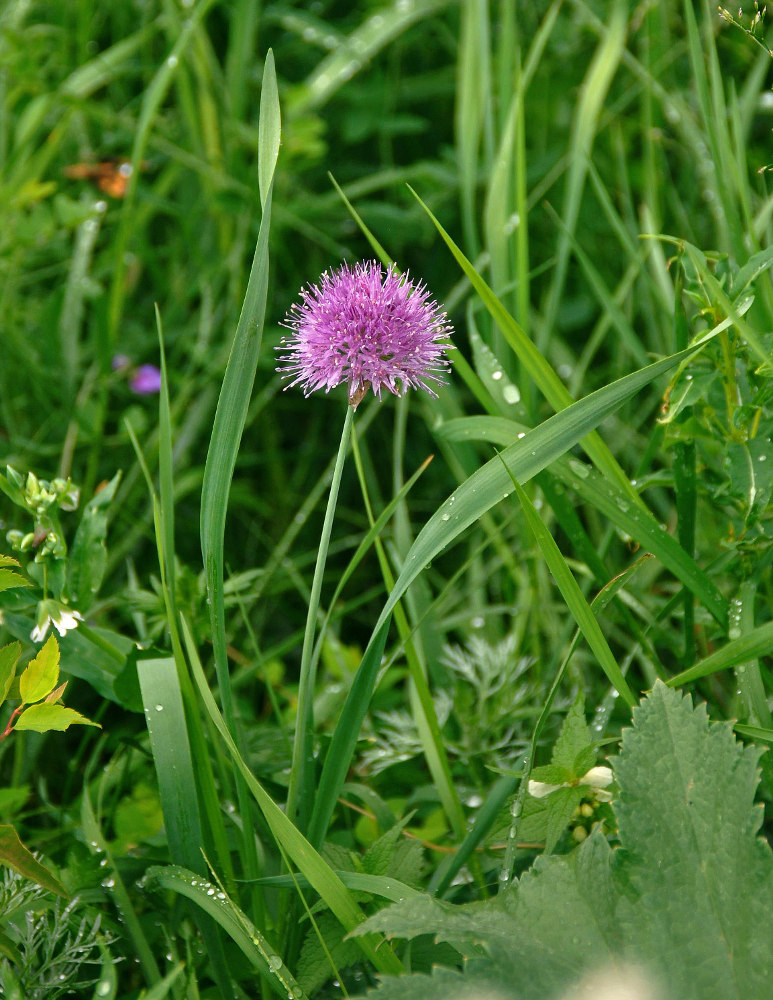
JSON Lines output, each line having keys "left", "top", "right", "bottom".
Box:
{"left": 351, "top": 683, "right": 773, "bottom": 1000}
{"left": 0, "top": 868, "right": 116, "bottom": 1000}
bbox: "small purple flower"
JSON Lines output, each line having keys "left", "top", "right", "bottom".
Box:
{"left": 112, "top": 354, "right": 131, "bottom": 371}
{"left": 277, "top": 260, "right": 453, "bottom": 407}
{"left": 129, "top": 364, "right": 162, "bottom": 395}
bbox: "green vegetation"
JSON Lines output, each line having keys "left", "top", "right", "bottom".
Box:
{"left": 1, "top": 1, "right": 772, "bottom": 997}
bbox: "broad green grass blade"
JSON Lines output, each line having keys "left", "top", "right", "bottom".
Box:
{"left": 409, "top": 186, "right": 644, "bottom": 506}
{"left": 138, "top": 657, "right": 233, "bottom": 998}
{"left": 435, "top": 415, "right": 728, "bottom": 627}
{"left": 138, "top": 657, "right": 206, "bottom": 874}
{"left": 200, "top": 49, "right": 279, "bottom": 730}
{"left": 734, "top": 724, "right": 773, "bottom": 744}
{"left": 668, "top": 621, "right": 773, "bottom": 687}
{"left": 182, "top": 618, "right": 404, "bottom": 977}
{"left": 541, "top": 0, "right": 627, "bottom": 347}
{"left": 254, "top": 871, "right": 423, "bottom": 903}
{"left": 107, "top": 0, "right": 220, "bottom": 345}
{"left": 60, "top": 28, "right": 155, "bottom": 99}
{"left": 126, "top": 407, "right": 234, "bottom": 891}
{"left": 456, "top": 0, "right": 491, "bottom": 255}
{"left": 136, "top": 965, "right": 186, "bottom": 1000}
{"left": 375, "top": 344, "right": 706, "bottom": 635}
{"left": 306, "top": 617, "right": 391, "bottom": 849}
{"left": 291, "top": 0, "right": 452, "bottom": 113}
{"left": 312, "top": 344, "right": 702, "bottom": 844}
{"left": 506, "top": 472, "right": 635, "bottom": 706}
{"left": 145, "top": 865, "right": 309, "bottom": 1000}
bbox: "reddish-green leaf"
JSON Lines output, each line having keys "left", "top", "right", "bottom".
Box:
{"left": 14, "top": 702, "right": 100, "bottom": 733}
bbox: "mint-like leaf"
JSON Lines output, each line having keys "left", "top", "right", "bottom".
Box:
{"left": 613, "top": 681, "right": 773, "bottom": 999}
{"left": 357, "top": 682, "right": 773, "bottom": 1000}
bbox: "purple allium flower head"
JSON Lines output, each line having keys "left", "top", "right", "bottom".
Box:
{"left": 129, "top": 364, "right": 162, "bottom": 395}
{"left": 277, "top": 260, "right": 453, "bottom": 407}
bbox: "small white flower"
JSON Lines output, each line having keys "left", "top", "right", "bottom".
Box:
{"left": 528, "top": 765, "right": 614, "bottom": 803}
{"left": 528, "top": 780, "right": 563, "bottom": 799}
{"left": 31, "top": 601, "right": 84, "bottom": 643}
{"left": 581, "top": 765, "right": 615, "bottom": 801}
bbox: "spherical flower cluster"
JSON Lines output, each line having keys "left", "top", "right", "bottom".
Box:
{"left": 277, "top": 260, "right": 453, "bottom": 407}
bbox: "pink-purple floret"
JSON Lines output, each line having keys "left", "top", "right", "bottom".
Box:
{"left": 276, "top": 261, "right": 453, "bottom": 402}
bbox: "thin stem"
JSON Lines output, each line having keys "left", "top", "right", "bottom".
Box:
{"left": 286, "top": 404, "right": 354, "bottom": 833}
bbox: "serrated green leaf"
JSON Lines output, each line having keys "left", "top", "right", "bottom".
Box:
{"left": 551, "top": 695, "right": 592, "bottom": 771}
{"left": 297, "top": 910, "right": 361, "bottom": 997}
{"left": 0, "top": 555, "right": 22, "bottom": 569}
{"left": 544, "top": 785, "right": 583, "bottom": 853}
{"left": 363, "top": 823, "right": 407, "bottom": 877}
{"left": 613, "top": 681, "right": 773, "bottom": 998}
{"left": 0, "top": 643, "right": 20, "bottom": 705}
{"left": 529, "top": 764, "right": 572, "bottom": 785}
{"left": 0, "top": 569, "right": 31, "bottom": 593}
{"left": 359, "top": 683, "right": 773, "bottom": 1000}
{"left": 14, "top": 702, "right": 100, "bottom": 732}
{"left": 573, "top": 746, "right": 598, "bottom": 777}
{"left": 0, "top": 824, "right": 68, "bottom": 897}
{"left": 19, "top": 634, "right": 59, "bottom": 703}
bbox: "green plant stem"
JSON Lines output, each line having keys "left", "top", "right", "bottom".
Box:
{"left": 350, "top": 427, "right": 481, "bottom": 884}
{"left": 286, "top": 403, "right": 354, "bottom": 834}
{"left": 76, "top": 623, "right": 125, "bottom": 664}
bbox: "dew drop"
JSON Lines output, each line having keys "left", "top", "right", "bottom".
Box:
{"left": 166, "top": 54, "right": 178, "bottom": 68}
{"left": 503, "top": 385, "right": 520, "bottom": 404}
{"left": 568, "top": 459, "right": 590, "bottom": 479}
{"left": 155, "top": 704, "right": 164, "bottom": 712}
{"left": 268, "top": 955, "right": 283, "bottom": 971}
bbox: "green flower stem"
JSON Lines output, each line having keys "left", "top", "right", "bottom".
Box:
{"left": 350, "top": 427, "right": 487, "bottom": 890}
{"left": 286, "top": 403, "right": 354, "bottom": 834}
{"left": 77, "top": 622, "right": 125, "bottom": 664}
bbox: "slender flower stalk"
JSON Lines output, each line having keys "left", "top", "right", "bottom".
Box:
{"left": 276, "top": 260, "right": 453, "bottom": 407}
{"left": 279, "top": 260, "right": 453, "bottom": 833}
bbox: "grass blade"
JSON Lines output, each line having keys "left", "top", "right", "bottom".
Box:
{"left": 137, "top": 657, "right": 234, "bottom": 998}
{"left": 145, "top": 865, "right": 310, "bottom": 1000}
{"left": 505, "top": 471, "right": 635, "bottom": 706}
{"left": 312, "top": 344, "right": 703, "bottom": 844}
{"left": 435, "top": 414, "right": 728, "bottom": 627}
{"left": 182, "top": 618, "right": 405, "bottom": 977}
{"left": 668, "top": 621, "right": 773, "bottom": 687}
{"left": 409, "top": 185, "right": 646, "bottom": 505}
